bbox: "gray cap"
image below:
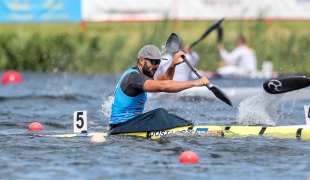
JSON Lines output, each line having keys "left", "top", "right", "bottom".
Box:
{"left": 137, "top": 45, "right": 168, "bottom": 60}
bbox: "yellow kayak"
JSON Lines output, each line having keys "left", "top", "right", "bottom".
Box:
{"left": 50, "top": 125, "right": 310, "bottom": 140}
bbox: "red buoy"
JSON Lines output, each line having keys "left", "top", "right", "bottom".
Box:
{"left": 1, "top": 70, "right": 23, "bottom": 85}
{"left": 179, "top": 151, "right": 198, "bottom": 164}
{"left": 28, "top": 122, "right": 43, "bottom": 131}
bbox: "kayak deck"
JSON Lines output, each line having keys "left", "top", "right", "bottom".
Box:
{"left": 50, "top": 125, "right": 310, "bottom": 140}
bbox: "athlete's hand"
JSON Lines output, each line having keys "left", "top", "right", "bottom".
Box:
{"left": 194, "top": 77, "right": 210, "bottom": 87}
{"left": 171, "top": 51, "right": 186, "bottom": 66}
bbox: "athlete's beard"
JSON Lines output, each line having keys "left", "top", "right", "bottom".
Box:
{"left": 142, "top": 61, "right": 155, "bottom": 78}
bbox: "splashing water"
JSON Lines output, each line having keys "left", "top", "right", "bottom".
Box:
{"left": 101, "top": 95, "right": 114, "bottom": 118}
{"left": 236, "top": 91, "right": 284, "bottom": 126}
{"left": 160, "top": 45, "right": 167, "bottom": 56}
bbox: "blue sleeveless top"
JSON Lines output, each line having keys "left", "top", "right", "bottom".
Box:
{"left": 109, "top": 68, "right": 147, "bottom": 124}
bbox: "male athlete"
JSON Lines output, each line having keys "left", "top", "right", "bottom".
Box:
{"left": 109, "top": 44, "right": 210, "bottom": 133}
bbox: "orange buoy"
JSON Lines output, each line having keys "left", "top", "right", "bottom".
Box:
{"left": 1, "top": 70, "right": 23, "bottom": 85}
{"left": 90, "top": 134, "right": 106, "bottom": 143}
{"left": 179, "top": 151, "right": 198, "bottom": 164}
{"left": 28, "top": 122, "right": 43, "bottom": 131}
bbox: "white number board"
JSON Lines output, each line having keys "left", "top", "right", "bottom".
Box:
{"left": 73, "top": 111, "right": 88, "bottom": 133}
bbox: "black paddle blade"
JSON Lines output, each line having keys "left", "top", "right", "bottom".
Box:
{"left": 165, "top": 33, "right": 182, "bottom": 53}
{"left": 209, "top": 86, "right": 232, "bottom": 106}
{"left": 217, "top": 27, "right": 223, "bottom": 42}
{"left": 190, "top": 17, "right": 225, "bottom": 48}
{"left": 263, "top": 76, "right": 310, "bottom": 94}
{"left": 200, "top": 18, "right": 224, "bottom": 40}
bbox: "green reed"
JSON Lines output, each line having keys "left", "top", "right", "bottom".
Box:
{"left": 0, "top": 20, "right": 309, "bottom": 75}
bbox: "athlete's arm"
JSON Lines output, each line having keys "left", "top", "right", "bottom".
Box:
{"left": 121, "top": 72, "right": 150, "bottom": 97}
{"left": 143, "top": 77, "right": 210, "bottom": 93}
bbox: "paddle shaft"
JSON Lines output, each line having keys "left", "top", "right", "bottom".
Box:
{"left": 165, "top": 32, "right": 232, "bottom": 106}
{"left": 181, "top": 55, "right": 211, "bottom": 89}
{"left": 190, "top": 29, "right": 214, "bottom": 49}
{"left": 190, "top": 41, "right": 200, "bottom": 49}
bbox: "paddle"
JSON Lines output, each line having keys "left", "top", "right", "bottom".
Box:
{"left": 165, "top": 33, "right": 232, "bottom": 107}
{"left": 190, "top": 18, "right": 225, "bottom": 48}
{"left": 263, "top": 76, "right": 310, "bottom": 94}
{"left": 217, "top": 27, "right": 223, "bottom": 43}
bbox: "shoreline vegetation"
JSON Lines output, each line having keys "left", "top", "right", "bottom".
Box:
{"left": 0, "top": 20, "right": 309, "bottom": 75}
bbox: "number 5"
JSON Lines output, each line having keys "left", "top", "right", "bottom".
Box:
{"left": 73, "top": 111, "right": 87, "bottom": 133}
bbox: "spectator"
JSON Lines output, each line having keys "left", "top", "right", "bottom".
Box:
{"left": 217, "top": 35, "right": 257, "bottom": 78}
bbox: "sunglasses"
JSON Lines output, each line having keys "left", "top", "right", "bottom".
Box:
{"left": 145, "top": 59, "right": 161, "bottom": 65}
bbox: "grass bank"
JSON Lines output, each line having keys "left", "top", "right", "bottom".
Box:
{"left": 0, "top": 20, "right": 309, "bottom": 74}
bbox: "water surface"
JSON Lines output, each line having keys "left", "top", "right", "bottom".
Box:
{"left": 1, "top": 72, "right": 310, "bottom": 180}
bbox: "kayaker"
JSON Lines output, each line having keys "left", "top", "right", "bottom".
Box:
{"left": 108, "top": 44, "right": 210, "bottom": 132}
{"left": 217, "top": 35, "right": 257, "bottom": 78}
{"left": 154, "top": 45, "right": 200, "bottom": 81}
